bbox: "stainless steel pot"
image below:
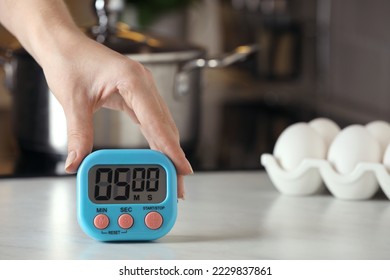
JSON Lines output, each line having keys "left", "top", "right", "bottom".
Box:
{"left": 0, "top": 0, "right": 257, "bottom": 158}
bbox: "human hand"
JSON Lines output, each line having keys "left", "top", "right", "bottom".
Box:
{"left": 42, "top": 32, "right": 192, "bottom": 199}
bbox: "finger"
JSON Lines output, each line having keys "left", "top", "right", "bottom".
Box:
{"left": 63, "top": 102, "right": 94, "bottom": 173}
{"left": 177, "top": 175, "right": 185, "bottom": 199}
{"left": 144, "top": 131, "right": 188, "bottom": 199}
{"left": 140, "top": 123, "right": 192, "bottom": 176}
{"left": 150, "top": 94, "right": 193, "bottom": 177}
{"left": 152, "top": 94, "right": 192, "bottom": 174}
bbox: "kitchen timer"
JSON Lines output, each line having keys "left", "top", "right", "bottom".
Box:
{"left": 77, "top": 149, "right": 177, "bottom": 241}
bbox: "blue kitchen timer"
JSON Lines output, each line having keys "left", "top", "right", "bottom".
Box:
{"left": 77, "top": 149, "right": 177, "bottom": 241}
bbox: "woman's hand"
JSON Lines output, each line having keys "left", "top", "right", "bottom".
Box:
{"left": 48, "top": 33, "right": 192, "bottom": 198}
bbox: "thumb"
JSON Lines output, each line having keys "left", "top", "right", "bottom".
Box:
{"left": 64, "top": 107, "right": 94, "bottom": 174}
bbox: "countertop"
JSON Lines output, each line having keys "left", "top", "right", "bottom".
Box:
{"left": 1, "top": 171, "right": 390, "bottom": 260}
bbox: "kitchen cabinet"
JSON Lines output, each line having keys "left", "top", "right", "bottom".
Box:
{"left": 0, "top": 171, "right": 389, "bottom": 259}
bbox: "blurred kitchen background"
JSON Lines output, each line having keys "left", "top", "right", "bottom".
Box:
{"left": 1, "top": 0, "right": 390, "bottom": 177}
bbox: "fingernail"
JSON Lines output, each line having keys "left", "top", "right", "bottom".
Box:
{"left": 188, "top": 161, "right": 194, "bottom": 175}
{"left": 65, "top": 150, "right": 77, "bottom": 171}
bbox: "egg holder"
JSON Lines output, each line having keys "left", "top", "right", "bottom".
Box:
{"left": 260, "top": 119, "right": 390, "bottom": 201}
{"left": 261, "top": 154, "right": 390, "bottom": 200}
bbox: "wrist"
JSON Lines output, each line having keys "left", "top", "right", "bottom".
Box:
{"left": 32, "top": 23, "right": 86, "bottom": 67}
{"left": 27, "top": 13, "right": 85, "bottom": 67}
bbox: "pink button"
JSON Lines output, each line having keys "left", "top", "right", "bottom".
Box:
{"left": 118, "top": 214, "right": 134, "bottom": 229}
{"left": 94, "top": 214, "right": 110, "bottom": 230}
{"left": 145, "top": 211, "right": 163, "bottom": 230}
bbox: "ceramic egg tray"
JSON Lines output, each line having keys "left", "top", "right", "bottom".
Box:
{"left": 261, "top": 118, "right": 390, "bottom": 200}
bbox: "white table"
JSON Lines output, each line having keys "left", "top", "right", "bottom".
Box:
{"left": 1, "top": 171, "right": 390, "bottom": 260}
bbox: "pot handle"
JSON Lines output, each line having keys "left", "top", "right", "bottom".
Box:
{"left": 175, "top": 44, "right": 259, "bottom": 98}
{"left": 181, "top": 44, "right": 259, "bottom": 72}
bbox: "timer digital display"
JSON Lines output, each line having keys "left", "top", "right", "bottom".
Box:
{"left": 88, "top": 165, "right": 167, "bottom": 204}
{"left": 77, "top": 149, "right": 177, "bottom": 241}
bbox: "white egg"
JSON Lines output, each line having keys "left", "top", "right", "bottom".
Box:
{"left": 365, "top": 120, "right": 390, "bottom": 156}
{"left": 273, "top": 122, "right": 327, "bottom": 171}
{"left": 328, "top": 125, "right": 381, "bottom": 174}
{"left": 383, "top": 144, "right": 390, "bottom": 171}
{"left": 309, "top": 118, "right": 341, "bottom": 148}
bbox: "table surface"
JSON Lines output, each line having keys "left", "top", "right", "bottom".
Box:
{"left": 0, "top": 171, "right": 390, "bottom": 260}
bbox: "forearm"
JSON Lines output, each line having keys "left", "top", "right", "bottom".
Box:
{"left": 0, "top": 0, "right": 83, "bottom": 65}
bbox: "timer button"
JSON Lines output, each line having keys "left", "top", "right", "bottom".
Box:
{"left": 118, "top": 214, "right": 134, "bottom": 229}
{"left": 145, "top": 211, "right": 163, "bottom": 230}
{"left": 94, "top": 214, "right": 110, "bottom": 230}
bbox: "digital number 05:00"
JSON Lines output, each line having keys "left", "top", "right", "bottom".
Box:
{"left": 212, "top": 266, "right": 272, "bottom": 276}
